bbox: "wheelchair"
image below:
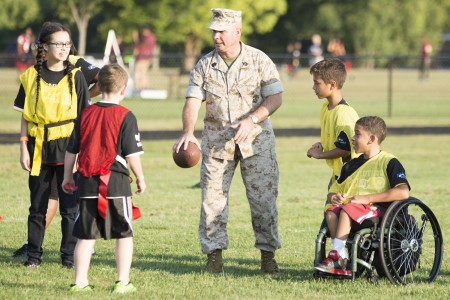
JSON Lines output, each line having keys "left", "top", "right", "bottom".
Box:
{"left": 313, "top": 197, "right": 443, "bottom": 285}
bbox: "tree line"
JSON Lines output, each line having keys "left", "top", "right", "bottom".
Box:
{"left": 2, "top": 0, "right": 450, "bottom": 65}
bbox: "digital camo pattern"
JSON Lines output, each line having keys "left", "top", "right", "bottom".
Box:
{"left": 199, "top": 148, "right": 281, "bottom": 254}
{"left": 186, "top": 43, "right": 283, "bottom": 160}
{"left": 208, "top": 8, "right": 242, "bottom": 31}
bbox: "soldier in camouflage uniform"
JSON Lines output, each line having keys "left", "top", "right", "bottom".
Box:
{"left": 174, "top": 8, "right": 283, "bottom": 275}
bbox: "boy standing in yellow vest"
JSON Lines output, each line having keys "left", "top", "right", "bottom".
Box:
{"left": 307, "top": 58, "right": 359, "bottom": 188}
{"left": 315, "top": 116, "right": 410, "bottom": 275}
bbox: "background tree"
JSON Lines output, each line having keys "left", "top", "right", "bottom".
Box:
{"left": 52, "top": 0, "right": 109, "bottom": 56}
{"left": 264, "top": 0, "right": 450, "bottom": 63}
{"left": 0, "top": 0, "right": 39, "bottom": 30}
{"left": 99, "top": 0, "right": 287, "bottom": 70}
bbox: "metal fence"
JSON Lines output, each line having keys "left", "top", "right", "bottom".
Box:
{"left": 2, "top": 52, "right": 450, "bottom": 69}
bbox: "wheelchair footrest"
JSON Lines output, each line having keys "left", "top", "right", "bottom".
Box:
{"left": 313, "top": 270, "right": 353, "bottom": 280}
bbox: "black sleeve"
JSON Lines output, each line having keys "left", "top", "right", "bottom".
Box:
{"left": 13, "top": 85, "right": 26, "bottom": 110}
{"left": 75, "top": 58, "right": 100, "bottom": 85}
{"left": 118, "top": 112, "right": 143, "bottom": 157}
{"left": 386, "top": 158, "right": 411, "bottom": 190}
{"left": 74, "top": 71, "right": 91, "bottom": 114}
{"left": 335, "top": 130, "right": 351, "bottom": 151}
{"left": 66, "top": 117, "right": 81, "bottom": 154}
{"left": 336, "top": 155, "right": 366, "bottom": 183}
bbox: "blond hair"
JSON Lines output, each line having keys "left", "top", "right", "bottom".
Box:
{"left": 98, "top": 63, "right": 128, "bottom": 94}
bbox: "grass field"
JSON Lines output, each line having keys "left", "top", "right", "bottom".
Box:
{"left": 0, "top": 135, "right": 449, "bottom": 299}
{"left": 0, "top": 67, "right": 449, "bottom": 298}
{"left": 1, "top": 67, "right": 449, "bottom": 133}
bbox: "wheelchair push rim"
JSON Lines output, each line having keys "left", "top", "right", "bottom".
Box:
{"left": 379, "top": 197, "right": 443, "bottom": 285}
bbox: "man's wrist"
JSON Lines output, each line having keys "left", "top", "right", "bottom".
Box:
{"left": 249, "top": 114, "right": 259, "bottom": 124}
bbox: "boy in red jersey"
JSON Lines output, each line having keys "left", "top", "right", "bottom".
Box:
{"left": 63, "top": 63, "right": 146, "bottom": 293}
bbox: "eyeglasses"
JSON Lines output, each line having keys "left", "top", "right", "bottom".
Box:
{"left": 47, "top": 42, "right": 72, "bottom": 48}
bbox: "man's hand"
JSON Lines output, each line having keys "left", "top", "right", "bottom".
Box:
{"left": 230, "top": 117, "right": 254, "bottom": 144}
{"left": 173, "top": 134, "right": 200, "bottom": 153}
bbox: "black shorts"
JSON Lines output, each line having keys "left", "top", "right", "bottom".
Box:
{"left": 73, "top": 197, "right": 134, "bottom": 240}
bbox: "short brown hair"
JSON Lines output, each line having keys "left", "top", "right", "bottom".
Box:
{"left": 356, "top": 116, "right": 387, "bottom": 144}
{"left": 309, "top": 58, "right": 347, "bottom": 89}
{"left": 98, "top": 63, "right": 128, "bottom": 94}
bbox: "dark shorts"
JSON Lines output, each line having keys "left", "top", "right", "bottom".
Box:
{"left": 73, "top": 196, "right": 134, "bottom": 240}
{"left": 326, "top": 203, "right": 386, "bottom": 224}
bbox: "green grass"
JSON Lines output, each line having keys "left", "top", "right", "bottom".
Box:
{"left": 1, "top": 66, "right": 449, "bottom": 298}
{"left": 2, "top": 67, "right": 449, "bottom": 133}
{"left": 1, "top": 135, "right": 449, "bottom": 299}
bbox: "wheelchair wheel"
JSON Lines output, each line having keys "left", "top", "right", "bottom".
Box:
{"left": 379, "top": 197, "right": 443, "bottom": 285}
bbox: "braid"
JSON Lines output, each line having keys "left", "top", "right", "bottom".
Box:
{"left": 34, "top": 44, "right": 45, "bottom": 115}
{"left": 65, "top": 60, "right": 74, "bottom": 108}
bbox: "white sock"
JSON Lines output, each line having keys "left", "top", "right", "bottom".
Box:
{"left": 333, "top": 238, "right": 348, "bottom": 258}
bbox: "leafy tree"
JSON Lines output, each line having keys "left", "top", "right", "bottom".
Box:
{"left": 265, "top": 0, "right": 450, "bottom": 61}
{"left": 99, "top": 0, "right": 287, "bottom": 70}
{"left": 0, "top": 0, "right": 40, "bottom": 30}
{"left": 52, "top": 0, "right": 109, "bottom": 56}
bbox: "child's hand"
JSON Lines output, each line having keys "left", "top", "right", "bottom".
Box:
{"left": 331, "top": 193, "right": 347, "bottom": 205}
{"left": 136, "top": 178, "right": 146, "bottom": 195}
{"left": 307, "top": 142, "right": 323, "bottom": 158}
{"left": 62, "top": 178, "right": 77, "bottom": 194}
{"left": 20, "top": 146, "right": 31, "bottom": 171}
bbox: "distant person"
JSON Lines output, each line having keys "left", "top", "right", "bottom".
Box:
{"left": 419, "top": 36, "right": 432, "bottom": 80}
{"left": 327, "top": 38, "right": 346, "bottom": 57}
{"left": 307, "top": 58, "right": 359, "bottom": 190}
{"left": 173, "top": 8, "right": 283, "bottom": 275}
{"left": 315, "top": 116, "right": 410, "bottom": 275}
{"left": 16, "top": 27, "right": 35, "bottom": 72}
{"left": 290, "top": 41, "right": 302, "bottom": 79}
{"left": 285, "top": 43, "right": 294, "bottom": 76}
{"left": 309, "top": 34, "right": 324, "bottom": 67}
{"left": 327, "top": 38, "right": 351, "bottom": 72}
{"left": 132, "top": 27, "right": 157, "bottom": 90}
{"left": 63, "top": 63, "right": 145, "bottom": 293}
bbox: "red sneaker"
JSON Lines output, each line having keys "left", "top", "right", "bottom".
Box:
{"left": 315, "top": 250, "right": 352, "bottom": 276}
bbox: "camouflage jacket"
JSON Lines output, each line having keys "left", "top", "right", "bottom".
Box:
{"left": 185, "top": 43, "right": 283, "bottom": 160}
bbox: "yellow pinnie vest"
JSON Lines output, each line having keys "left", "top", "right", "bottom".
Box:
{"left": 20, "top": 67, "right": 79, "bottom": 176}
{"left": 320, "top": 102, "right": 359, "bottom": 184}
{"left": 325, "top": 151, "right": 395, "bottom": 211}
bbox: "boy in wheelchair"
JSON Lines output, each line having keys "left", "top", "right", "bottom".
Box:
{"left": 314, "top": 116, "right": 410, "bottom": 276}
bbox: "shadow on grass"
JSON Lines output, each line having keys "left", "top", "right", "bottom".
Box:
{"left": 124, "top": 251, "right": 320, "bottom": 281}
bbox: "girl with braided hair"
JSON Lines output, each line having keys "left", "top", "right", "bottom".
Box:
{"left": 13, "top": 21, "right": 90, "bottom": 268}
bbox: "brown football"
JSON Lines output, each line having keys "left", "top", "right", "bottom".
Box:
{"left": 173, "top": 142, "right": 201, "bottom": 168}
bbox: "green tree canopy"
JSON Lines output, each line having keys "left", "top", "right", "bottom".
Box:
{"left": 0, "top": 0, "right": 39, "bottom": 30}
{"left": 98, "top": 0, "right": 287, "bottom": 69}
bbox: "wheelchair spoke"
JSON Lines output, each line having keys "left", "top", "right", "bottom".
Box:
{"left": 382, "top": 198, "right": 443, "bottom": 285}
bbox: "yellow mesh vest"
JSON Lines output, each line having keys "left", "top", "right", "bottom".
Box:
{"left": 320, "top": 102, "right": 359, "bottom": 183}
{"left": 325, "top": 151, "right": 395, "bottom": 211}
{"left": 20, "top": 67, "right": 79, "bottom": 176}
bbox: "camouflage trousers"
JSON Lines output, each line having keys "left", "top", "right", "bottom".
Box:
{"left": 199, "top": 147, "right": 281, "bottom": 254}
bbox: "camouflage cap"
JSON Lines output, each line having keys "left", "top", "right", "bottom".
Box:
{"left": 208, "top": 8, "right": 242, "bottom": 31}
